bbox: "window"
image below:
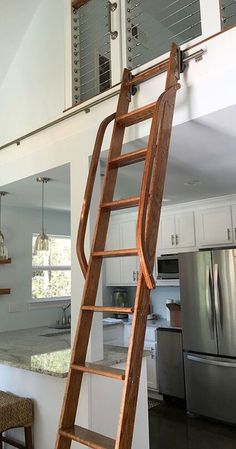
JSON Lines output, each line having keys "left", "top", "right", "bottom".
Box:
{"left": 32, "top": 235, "right": 71, "bottom": 300}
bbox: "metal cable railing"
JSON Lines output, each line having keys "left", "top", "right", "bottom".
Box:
{"left": 126, "top": 0, "right": 202, "bottom": 70}
{"left": 72, "top": 0, "right": 112, "bottom": 106}
{"left": 220, "top": 0, "right": 236, "bottom": 29}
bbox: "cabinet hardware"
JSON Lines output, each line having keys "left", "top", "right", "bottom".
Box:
{"left": 175, "top": 234, "right": 179, "bottom": 245}
{"left": 136, "top": 271, "right": 139, "bottom": 281}
{"left": 235, "top": 228, "right": 236, "bottom": 241}
{"left": 171, "top": 234, "right": 175, "bottom": 246}
{"left": 227, "top": 228, "right": 231, "bottom": 241}
{"left": 133, "top": 271, "right": 136, "bottom": 281}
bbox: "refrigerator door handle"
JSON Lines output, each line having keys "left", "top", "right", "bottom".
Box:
{"left": 206, "top": 265, "right": 214, "bottom": 338}
{"left": 187, "top": 354, "right": 236, "bottom": 368}
{"left": 214, "top": 263, "right": 223, "bottom": 332}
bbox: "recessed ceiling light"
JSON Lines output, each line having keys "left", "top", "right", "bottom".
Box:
{"left": 184, "top": 179, "right": 201, "bottom": 186}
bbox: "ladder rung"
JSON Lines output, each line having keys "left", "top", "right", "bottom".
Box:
{"left": 59, "top": 425, "right": 115, "bottom": 449}
{"left": 81, "top": 306, "right": 134, "bottom": 314}
{"left": 93, "top": 248, "right": 138, "bottom": 258}
{"left": 101, "top": 196, "right": 139, "bottom": 211}
{"left": 109, "top": 148, "right": 147, "bottom": 168}
{"left": 127, "top": 59, "right": 169, "bottom": 87}
{"left": 71, "top": 362, "right": 126, "bottom": 380}
{"left": 116, "top": 102, "right": 155, "bottom": 127}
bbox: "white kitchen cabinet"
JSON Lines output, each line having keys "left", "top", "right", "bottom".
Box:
{"left": 159, "top": 211, "right": 196, "bottom": 251}
{"left": 103, "top": 324, "right": 124, "bottom": 346}
{"left": 195, "top": 206, "right": 233, "bottom": 246}
{"left": 146, "top": 345, "right": 158, "bottom": 390}
{"left": 106, "top": 222, "right": 121, "bottom": 285}
{"left": 175, "top": 211, "right": 195, "bottom": 248}
{"left": 120, "top": 218, "right": 138, "bottom": 285}
{"left": 231, "top": 205, "right": 236, "bottom": 242}
{"left": 105, "top": 214, "right": 139, "bottom": 286}
{"left": 159, "top": 215, "right": 176, "bottom": 249}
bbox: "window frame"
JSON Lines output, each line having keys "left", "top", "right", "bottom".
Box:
{"left": 31, "top": 234, "right": 71, "bottom": 302}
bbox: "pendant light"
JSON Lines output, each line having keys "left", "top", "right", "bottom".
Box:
{"left": 0, "top": 192, "right": 8, "bottom": 260}
{"left": 34, "top": 177, "right": 51, "bottom": 254}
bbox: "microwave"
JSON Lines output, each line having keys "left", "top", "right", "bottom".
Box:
{"left": 157, "top": 255, "right": 179, "bottom": 279}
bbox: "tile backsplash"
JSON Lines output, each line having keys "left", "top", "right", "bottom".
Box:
{"left": 151, "top": 287, "right": 180, "bottom": 319}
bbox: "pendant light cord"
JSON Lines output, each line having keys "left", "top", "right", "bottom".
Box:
{"left": 42, "top": 180, "right": 45, "bottom": 234}
{"left": 0, "top": 195, "right": 2, "bottom": 232}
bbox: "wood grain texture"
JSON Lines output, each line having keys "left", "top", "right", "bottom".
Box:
{"left": 71, "top": 363, "right": 125, "bottom": 380}
{"left": 0, "top": 258, "right": 11, "bottom": 264}
{"left": 0, "top": 289, "right": 10, "bottom": 295}
{"left": 92, "top": 249, "right": 138, "bottom": 258}
{"left": 55, "top": 43, "right": 182, "bottom": 449}
{"left": 81, "top": 305, "right": 134, "bottom": 314}
{"left": 72, "top": 0, "right": 90, "bottom": 9}
{"left": 76, "top": 113, "right": 115, "bottom": 278}
{"left": 55, "top": 69, "right": 132, "bottom": 449}
{"left": 101, "top": 196, "right": 140, "bottom": 211}
{"left": 116, "top": 103, "right": 155, "bottom": 127}
{"left": 109, "top": 148, "right": 147, "bottom": 168}
{"left": 59, "top": 426, "right": 115, "bottom": 449}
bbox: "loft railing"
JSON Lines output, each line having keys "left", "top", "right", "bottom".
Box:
{"left": 220, "top": 0, "right": 236, "bottom": 29}
{"left": 126, "top": 0, "right": 202, "bottom": 70}
{"left": 71, "top": 0, "right": 235, "bottom": 106}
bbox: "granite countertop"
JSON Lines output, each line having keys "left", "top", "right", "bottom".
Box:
{"left": 125, "top": 318, "right": 182, "bottom": 330}
{"left": 0, "top": 327, "right": 71, "bottom": 378}
{"left": 0, "top": 326, "right": 149, "bottom": 378}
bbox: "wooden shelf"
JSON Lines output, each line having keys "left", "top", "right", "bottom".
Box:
{"left": 0, "top": 258, "right": 11, "bottom": 264}
{"left": 0, "top": 289, "right": 11, "bottom": 295}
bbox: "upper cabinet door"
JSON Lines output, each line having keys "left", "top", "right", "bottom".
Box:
{"left": 175, "top": 211, "right": 196, "bottom": 248}
{"left": 196, "top": 206, "right": 233, "bottom": 246}
{"left": 105, "top": 222, "right": 121, "bottom": 285}
{"left": 159, "top": 215, "right": 176, "bottom": 250}
{"left": 120, "top": 218, "right": 138, "bottom": 285}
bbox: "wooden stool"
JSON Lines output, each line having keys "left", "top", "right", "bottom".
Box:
{"left": 0, "top": 391, "right": 33, "bottom": 449}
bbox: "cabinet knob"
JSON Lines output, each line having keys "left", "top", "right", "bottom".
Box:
{"left": 175, "top": 234, "right": 179, "bottom": 245}
{"left": 133, "top": 271, "right": 136, "bottom": 281}
{"left": 171, "top": 235, "right": 175, "bottom": 246}
{"left": 227, "top": 228, "right": 231, "bottom": 241}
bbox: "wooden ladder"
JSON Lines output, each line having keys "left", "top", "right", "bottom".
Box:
{"left": 55, "top": 42, "right": 183, "bottom": 449}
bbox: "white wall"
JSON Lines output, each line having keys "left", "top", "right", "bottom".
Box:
{"left": 0, "top": 0, "right": 65, "bottom": 146}
{"left": 0, "top": 205, "right": 70, "bottom": 332}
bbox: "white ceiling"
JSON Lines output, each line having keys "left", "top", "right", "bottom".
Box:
{"left": 0, "top": 107, "right": 236, "bottom": 211}
{"left": 0, "top": 164, "right": 70, "bottom": 211}
{"left": 0, "top": 0, "right": 41, "bottom": 86}
{"left": 103, "top": 104, "right": 236, "bottom": 205}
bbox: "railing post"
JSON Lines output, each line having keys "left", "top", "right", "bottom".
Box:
{"left": 199, "top": 0, "right": 222, "bottom": 38}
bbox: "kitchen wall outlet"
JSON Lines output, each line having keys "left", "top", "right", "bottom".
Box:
{"left": 8, "top": 303, "right": 26, "bottom": 313}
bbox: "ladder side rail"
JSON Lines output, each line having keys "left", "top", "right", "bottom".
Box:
{"left": 55, "top": 70, "right": 132, "bottom": 449}
{"left": 136, "top": 85, "right": 180, "bottom": 290}
{"left": 115, "top": 276, "right": 151, "bottom": 449}
{"left": 136, "top": 43, "right": 181, "bottom": 289}
{"left": 144, "top": 43, "right": 182, "bottom": 263}
{"left": 76, "top": 113, "right": 116, "bottom": 278}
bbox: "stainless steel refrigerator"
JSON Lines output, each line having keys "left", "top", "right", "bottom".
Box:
{"left": 179, "top": 249, "right": 236, "bottom": 424}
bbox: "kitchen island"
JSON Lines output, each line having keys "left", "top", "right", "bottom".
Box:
{"left": 0, "top": 326, "right": 149, "bottom": 449}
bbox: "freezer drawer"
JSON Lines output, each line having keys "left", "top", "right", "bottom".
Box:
{"left": 184, "top": 352, "right": 236, "bottom": 424}
{"left": 157, "top": 328, "right": 185, "bottom": 399}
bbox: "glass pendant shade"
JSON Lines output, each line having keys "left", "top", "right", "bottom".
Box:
{"left": 0, "top": 192, "right": 8, "bottom": 260}
{"left": 34, "top": 177, "right": 51, "bottom": 255}
{"left": 0, "top": 231, "right": 8, "bottom": 260}
{"left": 34, "top": 232, "right": 50, "bottom": 253}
